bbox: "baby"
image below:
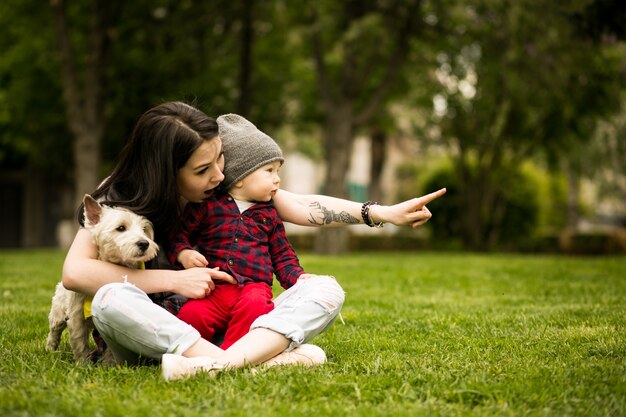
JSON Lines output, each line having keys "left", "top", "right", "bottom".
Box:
{"left": 168, "top": 114, "right": 312, "bottom": 350}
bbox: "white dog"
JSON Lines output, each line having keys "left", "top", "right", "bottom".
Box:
{"left": 46, "top": 194, "right": 159, "bottom": 363}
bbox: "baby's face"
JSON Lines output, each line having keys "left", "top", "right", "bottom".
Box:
{"left": 230, "top": 160, "right": 282, "bottom": 202}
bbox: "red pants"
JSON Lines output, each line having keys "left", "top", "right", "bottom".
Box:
{"left": 177, "top": 282, "right": 274, "bottom": 350}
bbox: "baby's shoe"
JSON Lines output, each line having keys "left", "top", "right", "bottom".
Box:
{"left": 161, "top": 353, "right": 223, "bottom": 381}
{"left": 262, "top": 344, "right": 327, "bottom": 368}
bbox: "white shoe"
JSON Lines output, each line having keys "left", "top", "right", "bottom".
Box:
{"left": 262, "top": 344, "right": 327, "bottom": 368}
{"left": 161, "top": 353, "right": 223, "bottom": 381}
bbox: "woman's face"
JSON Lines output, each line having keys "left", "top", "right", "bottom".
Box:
{"left": 177, "top": 137, "right": 225, "bottom": 203}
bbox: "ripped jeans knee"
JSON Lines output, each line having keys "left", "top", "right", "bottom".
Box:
{"left": 91, "top": 282, "right": 200, "bottom": 363}
{"left": 250, "top": 275, "right": 345, "bottom": 350}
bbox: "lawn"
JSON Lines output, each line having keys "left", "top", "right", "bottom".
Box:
{"left": 0, "top": 249, "right": 624, "bottom": 417}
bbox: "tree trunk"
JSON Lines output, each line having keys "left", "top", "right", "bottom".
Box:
{"left": 320, "top": 107, "right": 353, "bottom": 198}
{"left": 456, "top": 158, "right": 490, "bottom": 251}
{"left": 566, "top": 162, "right": 580, "bottom": 229}
{"left": 369, "top": 128, "right": 387, "bottom": 203}
{"left": 237, "top": 0, "right": 254, "bottom": 117}
{"left": 460, "top": 183, "right": 485, "bottom": 250}
{"left": 485, "top": 191, "right": 506, "bottom": 249}
{"left": 73, "top": 130, "right": 102, "bottom": 200}
{"left": 454, "top": 156, "right": 477, "bottom": 249}
{"left": 315, "top": 107, "right": 354, "bottom": 254}
{"left": 51, "top": 0, "right": 108, "bottom": 207}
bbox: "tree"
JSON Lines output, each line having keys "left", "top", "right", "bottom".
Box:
{"left": 49, "top": 0, "right": 254, "bottom": 197}
{"left": 301, "top": 0, "right": 424, "bottom": 253}
{"left": 418, "top": 0, "right": 625, "bottom": 249}
{"left": 50, "top": 0, "right": 112, "bottom": 205}
{"left": 0, "top": 1, "right": 71, "bottom": 176}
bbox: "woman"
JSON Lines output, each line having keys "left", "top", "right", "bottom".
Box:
{"left": 61, "top": 101, "right": 445, "bottom": 378}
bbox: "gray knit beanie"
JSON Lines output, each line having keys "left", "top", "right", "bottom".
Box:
{"left": 217, "top": 114, "right": 284, "bottom": 190}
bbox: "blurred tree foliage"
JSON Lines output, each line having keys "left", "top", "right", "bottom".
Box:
{"left": 0, "top": 0, "right": 624, "bottom": 250}
{"left": 0, "top": 1, "right": 71, "bottom": 176}
{"left": 406, "top": 0, "right": 626, "bottom": 249}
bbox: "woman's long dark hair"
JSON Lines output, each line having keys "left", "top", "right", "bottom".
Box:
{"left": 80, "top": 102, "right": 219, "bottom": 243}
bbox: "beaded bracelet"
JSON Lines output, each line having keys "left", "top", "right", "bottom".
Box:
{"left": 361, "top": 201, "right": 384, "bottom": 228}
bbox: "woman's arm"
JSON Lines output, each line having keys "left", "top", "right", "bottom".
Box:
{"left": 62, "top": 228, "right": 234, "bottom": 298}
{"left": 273, "top": 188, "right": 446, "bottom": 228}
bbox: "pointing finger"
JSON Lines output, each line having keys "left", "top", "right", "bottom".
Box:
{"left": 416, "top": 188, "right": 446, "bottom": 206}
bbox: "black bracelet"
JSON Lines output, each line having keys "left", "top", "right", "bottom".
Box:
{"left": 361, "top": 201, "right": 384, "bottom": 228}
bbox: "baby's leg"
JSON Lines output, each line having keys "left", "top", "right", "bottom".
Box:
{"left": 162, "top": 277, "right": 344, "bottom": 377}
{"left": 177, "top": 286, "right": 233, "bottom": 344}
{"left": 220, "top": 282, "right": 274, "bottom": 350}
{"left": 218, "top": 275, "right": 345, "bottom": 367}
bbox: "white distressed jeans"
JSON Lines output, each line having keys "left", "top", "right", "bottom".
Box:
{"left": 91, "top": 275, "right": 345, "bottom": 363}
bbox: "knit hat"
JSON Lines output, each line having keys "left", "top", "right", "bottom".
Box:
{"left": 217, "top": 114, "right": 284, "bottom": 190}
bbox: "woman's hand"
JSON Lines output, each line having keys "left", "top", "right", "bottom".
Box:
{"left": 370, "top": 188, "right": 446, "bottom": 228}
{"left": 62, "top": 228, "right": 235, "bottom": 297}
{"left": 171, "top": 267, "right": 236, "bottom": 299}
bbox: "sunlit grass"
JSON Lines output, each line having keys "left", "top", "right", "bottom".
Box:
{"left": 0, "top": 249, "right": 624, "bottom": 416}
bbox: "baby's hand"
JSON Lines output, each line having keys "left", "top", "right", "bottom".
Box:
{"left": 178, "top": 249, "right": 209, "bottom": 269}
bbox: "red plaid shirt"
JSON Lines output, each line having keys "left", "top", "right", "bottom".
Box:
{"left": 167, "top": 192, "right": 304, "bottom": 289}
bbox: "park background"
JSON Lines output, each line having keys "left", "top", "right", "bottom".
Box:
{"left": 1, "top": 2, "right": 625, "bottom": 416}
{"left": 1, "top": 0, "right": 625, "bottom": 255}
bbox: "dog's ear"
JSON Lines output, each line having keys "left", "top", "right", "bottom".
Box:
{"left": 83, "top": 194, "right": 103, "bottom": 227}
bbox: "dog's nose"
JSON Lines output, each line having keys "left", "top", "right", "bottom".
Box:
{"left": 137, "top": 240, "right": 149, "bottom": 252}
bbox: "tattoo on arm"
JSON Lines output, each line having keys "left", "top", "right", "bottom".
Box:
{"left": 307, "top": 202, "right": 360, "bottom": 225}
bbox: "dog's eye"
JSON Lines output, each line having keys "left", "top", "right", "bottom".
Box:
{"left": 116, "top": 225, "right": 126, "bottom": 232}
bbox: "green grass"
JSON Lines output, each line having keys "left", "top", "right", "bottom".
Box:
{"left": 0, "top": 249, "right": 624, "bottom": 417}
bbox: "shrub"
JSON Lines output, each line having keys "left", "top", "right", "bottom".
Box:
{"left": 420, "top": 160, "right": 542, "bottom": 250}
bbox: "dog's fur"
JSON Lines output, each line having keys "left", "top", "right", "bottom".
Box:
{"left": 45, "top": 194, "right": 158, "bottom": 363}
